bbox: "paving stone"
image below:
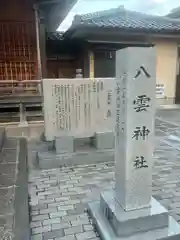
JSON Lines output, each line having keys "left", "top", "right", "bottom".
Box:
{"left": 65, "top": 200, "right": 81, "bottom": 205}
{"left": 32, "top": 225, "right": 51, "bottom": 234}
{"left": 62, "top": 215, "right": 82, "bottom": 222}
{"left": 48, "top": 202, "right": 62, "bottom": 208}
{"left": 31, "top": 204, "right": 48, "bottom": 211}
{"left": 50, "top": 211, "right": 67, "bottom": 218}
{"left": 31, "top": 234, "right": 43, "bottom": 240}
{"left": 43, "top": 229, "right": 64, "bottom": 239}
{"left": 40, "top": 198, "right": 55, "bottom": 204}
{"left": 31, "top": 221, "right": 42, "bottom": 228}
{"left": 55, "top": 197, "right": 71, "bottom": 202}
{"left": 58, "top": 205, "right": 74, "bottom": 211}
{"left": 37, "top": 184, "right": 51, "bottom": 189}
{"left": 31, "top": 214, "right": 49, "bottom": 222}
{"left": 64, "top": 225, "right": 83, "bottom": 235}
{"left": 83, "top": 225, "right": 94, "bottom": 231}
{"left": 70, "top": 195, "right": 86, "bottom": 200}
{"left": 67, "top": 207, "right": 85, "bottom": 215}
{"left": 55, "top": 235, "right": 76, "bottom": 240}
{"left": 60, "top": 185, "right": 74, "bottom": 189}
{"left": 43, "top": 218, "right": 61, "bottom": 226}
{"left": 62, "top": 191, "right": 78, "bottom": 196}
{"left": 89, "top": 238, "right": 101, "bottom": 240}
{"left": 71, "top": 219, "right": 90, "bottom": 226}
{"left": 40, "top": 208, "right": 57, "bottom": 214}
{"left": 75, "top": 231, "right": 96, "bottom": 240}
{"left": 52, "top": 221, "right": 71, "bottom": 230}
{"left": 38, "top": 191, "right": 55, "bottom": 196}
{"left": 67, "top": 180, "right": 79, "bottom": 185}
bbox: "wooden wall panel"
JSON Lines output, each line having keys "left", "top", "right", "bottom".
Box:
{"left": 0, "top": 0, "right": 37, "bottom": 81}
{"left": 0, "top": 0, "right": 35, "bottom": 21}
{"left": 47, "top": 60, "right": 76, "bottom": 78}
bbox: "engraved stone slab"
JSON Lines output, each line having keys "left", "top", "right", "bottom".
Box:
{"left": 115, "top": 47, "right": 156, "bottom": 211}
{"left": 43, "top": 78, "right": 115, "bottom": 141}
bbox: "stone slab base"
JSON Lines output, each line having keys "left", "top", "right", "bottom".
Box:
{"left": 55, "top": 134, "right": 74, "bottom": 154}
{"left": 88, "top": 191, "right": 180, "bottom": 240}
{"left": 88, "top": 201, "right": 180, "bottom": 240}
{"left": 94, "top": 131, "right": 114, "bottom": 149}
{"left": 37, "top": 148, "right": 114, "bottom": 169}
{"left": 100, "top": 191, "right": 169, "bottom": 237}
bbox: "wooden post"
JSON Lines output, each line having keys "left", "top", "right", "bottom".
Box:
{"left": 34, "top": 5, "right": 43, "bottom": 96}
{"left": 89, "top": 51, "right": 94, "bottom": 80}
{"left": 39, "top": 18, "right": 47, "bottom": 78}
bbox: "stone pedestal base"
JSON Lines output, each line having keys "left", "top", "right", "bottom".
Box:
{"left": 55, "top": 134, "right": 74, "bottom": 154}
{"left": 94, "top": 131, "right": 114, "bottom": 149}
{"left": 18, "top": 121, "right": 28, "bottom": 127}
{"left": 88, "top": 190, "right": 180, "bottom": 240}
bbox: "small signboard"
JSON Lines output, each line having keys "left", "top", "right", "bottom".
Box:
{"left": 156, "top": 84, "right": 165, "bottom": 98}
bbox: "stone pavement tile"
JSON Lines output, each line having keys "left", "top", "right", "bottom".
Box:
{"left": 51, "top": 221, "right": 70, "bottom": 230}
{"left": 71, "top": 219, "right": 90, "bottom": 227}
{"left": 31, "top": 204, "right": 48, "bottom": 211}
{"left": 31, "top": 233, "right": 43, "bottom": 240}
{"left": 43, "top": 218, "right": 61, "bottom": 226}
{"left": 50, "top": 211, "right": 67, "bottom": 218}
{"left": 75, "top": 231, "right": 96, "bottom": 240}
{"left": 55, "top": 235, "right": 76, "bottom": 240}
{"left": 43, "top": 229, "right": 64, "bottom": 239}
{"left": 31, "top": 214, "right": 49, "bottom": 222}
{"left": 31, "top": 221, "right": 42, "bottom": 228}
{"left": 32, "top": 225, "right": 51, "bottom": 235}
{"left": 40, "top": 208, "right": 57, "bottom": 215}
{"left": 64, "top": 225, "right": 83, "bottom": 235}
{"left": 83, "top": 225, "right": 94, "bottom": 231}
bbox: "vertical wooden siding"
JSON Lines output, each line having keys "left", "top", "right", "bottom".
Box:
{"left": 47, "top": 59, "right": 76, "bottom": 78}
{"left": 0, "top": 0, "right": 37, "bottom": 81}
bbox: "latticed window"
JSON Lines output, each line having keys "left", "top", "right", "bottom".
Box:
{"left": 0, "top": 21, "right": 37, "bottom": 80}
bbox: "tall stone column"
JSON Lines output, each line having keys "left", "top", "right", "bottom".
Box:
{"left": 115, "top": 47, "right": 155, "bottom": 211}
{"left": 88, "top": 47, "right": 180, "bottom": 240}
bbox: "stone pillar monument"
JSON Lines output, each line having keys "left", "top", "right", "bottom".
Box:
{"left": 88, "top": 47, "right": 180, "bottom": 239}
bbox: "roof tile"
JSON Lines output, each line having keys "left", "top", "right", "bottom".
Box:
{"left": 72, "top": 7, "right": 180, "bottom": 32}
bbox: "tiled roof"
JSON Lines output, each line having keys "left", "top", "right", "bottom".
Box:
{"left": 47, "top": 32, "right": 64, "bottom": 40}
{"left": 167, "top": 7, "right": 180, "bottom": 18}
{"left": 72, "top": 7, "right": 180, "bottom": 33}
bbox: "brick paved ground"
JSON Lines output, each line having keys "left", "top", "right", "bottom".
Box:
{"left": 29, "top": 115, "right": 180, "bottom": 240}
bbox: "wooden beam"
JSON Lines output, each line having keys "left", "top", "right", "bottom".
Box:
{"left": 89, "top": 51, "right": 94, "bottom": 80}
{"left": 36, "top": 0, "right": 61, "bottom": 6}
{"left": 39, "top": 18, "right": 47, "bottom": 78}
